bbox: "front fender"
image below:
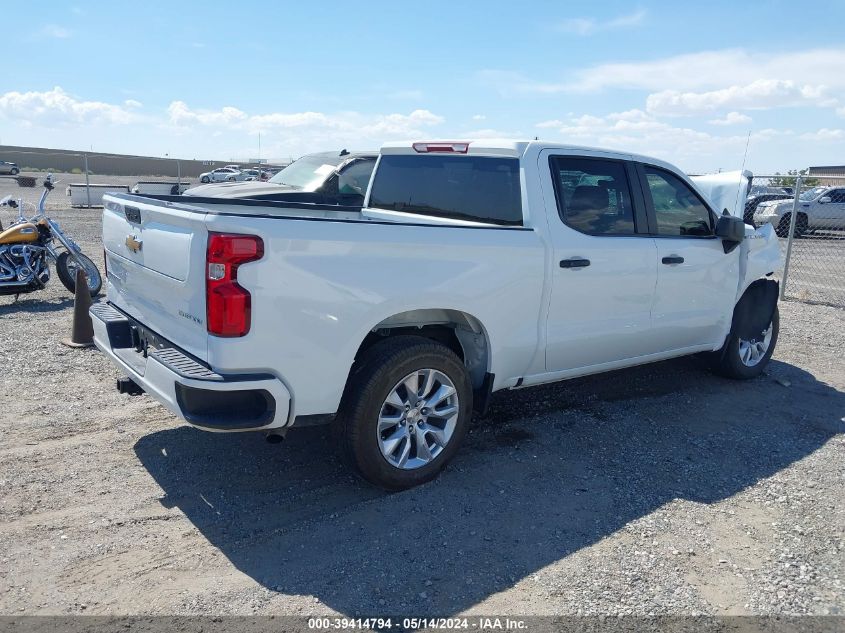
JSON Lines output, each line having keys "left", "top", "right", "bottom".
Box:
{"left": 736, "top": 223, "right": 782, "bottom": 301}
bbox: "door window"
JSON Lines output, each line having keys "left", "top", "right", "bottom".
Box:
{"left": 338, "top": 159, "right": 376, "bottom": 196}
{"left": 643, "top": 167, "right": 713, "bottom": 237}
{"left": 549, "top": 156, "right": 636, "bottom": 235}
{"left": 828, "top": 189, "right": 845, "bottom": 203}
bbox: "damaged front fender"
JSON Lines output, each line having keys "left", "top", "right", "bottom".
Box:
{"left": 736, "top": 222, "right": 782, "bottom": 301}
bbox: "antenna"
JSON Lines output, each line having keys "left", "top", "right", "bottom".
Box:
{"left": 734, "top": 129, "right": 752, "bottom": 215}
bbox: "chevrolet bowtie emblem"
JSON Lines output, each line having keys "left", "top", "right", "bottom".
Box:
{"left": 125, "top": 234, "right": 143, "bottom": 253}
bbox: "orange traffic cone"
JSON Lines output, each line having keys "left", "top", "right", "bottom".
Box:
{"left": 62, "top": 268, "right": 94, "bottom": 348}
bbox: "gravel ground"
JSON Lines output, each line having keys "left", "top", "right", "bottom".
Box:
{"left": 0, "top": 206, "right": 842, "bottom": 618}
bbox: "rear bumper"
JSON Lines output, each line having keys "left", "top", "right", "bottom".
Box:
{"left": 90, "top": 302, "right": 291, "bottom": 432}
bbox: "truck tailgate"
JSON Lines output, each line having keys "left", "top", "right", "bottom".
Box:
{"left": 102, "top": 196, "right": 209, "bottom": 361}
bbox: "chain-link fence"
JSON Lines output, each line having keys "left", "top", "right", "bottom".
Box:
{"left": 747, "top": 174, "right": 845, "bottom": 308}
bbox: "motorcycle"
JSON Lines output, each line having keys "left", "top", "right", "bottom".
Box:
{"left": 0, "top": 174, "right": 102, "bottom": 298}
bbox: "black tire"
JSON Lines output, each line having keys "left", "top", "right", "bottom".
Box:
{"left": 56, "top": 251, "right": 102, "bottom": 297}
{"left": 200, "top": 176, "right": 210, "bottom": 183}
{"left": 712, "top": 306, "right": 779, "bottom": 379}
{"left": 335, "top": 335, "right": 473, "bottom": 491}
{"left": 10, "top": 168, "right": 19, "bottom": 176}
{"left": 775, "top": 213, "right": 807, "bottom": 238}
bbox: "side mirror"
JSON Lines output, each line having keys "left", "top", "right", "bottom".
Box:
{"left": 715, "top": 215, "right": 745, "bottom": 253}
{"left": 819, "top": 196, "right": 831, "bottom": 204}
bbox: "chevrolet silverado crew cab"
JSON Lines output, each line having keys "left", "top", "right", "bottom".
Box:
{"left": 92, "top": 140, "right": 782, "bottom": 490}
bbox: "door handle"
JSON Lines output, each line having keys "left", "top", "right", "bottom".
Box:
{"left": 560, "top": 257, "right": 591, "bottom": 269}
{"left": 661, "top": 255, "right": 684, "bottom": 265}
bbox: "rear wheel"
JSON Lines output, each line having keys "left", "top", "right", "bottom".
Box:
{"left": 335, "top": 335, "right": 473, "bottom": 491}
{"left": 56, "top": 252, "right": 102, "bottom": 297}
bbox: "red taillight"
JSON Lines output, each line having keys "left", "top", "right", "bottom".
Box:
{"left": 206, "top": 232, "right": 264, "bottom": 337}
{"left": 412, "top": 142, "right": 470, "bottom": 153}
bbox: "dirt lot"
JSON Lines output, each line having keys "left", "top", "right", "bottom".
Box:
{"left": 0, "top": 206, "right": 843, "bottom": 618}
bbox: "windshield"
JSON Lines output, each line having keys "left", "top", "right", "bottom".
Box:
{"left": 800, "top": 187, "right": 826, "bottom": 201}
{"left": 269, "top": 154, "right": 345, "bottom": 190}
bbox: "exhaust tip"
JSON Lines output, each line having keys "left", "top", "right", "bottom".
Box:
{"left": 116, "top": 377, "right": 144, "bottom": 396}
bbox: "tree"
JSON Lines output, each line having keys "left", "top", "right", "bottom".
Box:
{"left": 768, "top": 169, "right": 819, "bottom": 189}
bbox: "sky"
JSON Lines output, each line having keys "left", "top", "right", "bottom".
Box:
{"left": 1, "top": 0, "right": 844, "bottom": 174}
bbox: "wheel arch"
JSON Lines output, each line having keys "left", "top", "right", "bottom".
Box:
{"left": 352, "top": 308, "right": 492, "bottom": 392}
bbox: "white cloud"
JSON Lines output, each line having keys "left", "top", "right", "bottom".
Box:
{"left": 557, "top": 9, "right": 646, "bottom": 36}
{"left": 648, "top": 79, "right": 836, "bottom": 116}
{"left": 167, "top": 101, "right": 248, "bottom": 127}
{"left": 39, "top": 24, "right": 72, "bottom": 39}
{"left": 164, "top": 102, "right": 444, "bottom": 154}
{"left": 0, "top": 87, "right": 137, "bottom": 126}
{"left": 799, "top": 128, "right": 844, "bottom": 141}
{"left": 708, "top": 112, "right": 752, "bottom": 126}
{"left": 571, "top": 48, "right": 845, "bottom": 94}
{"left": 481, "top": 47, "right": 845, "bottom": 96}
{"left": 533, "top": 109, "right": 758, "bottom": 165}
{"left": 472, "top": 114, "right": 486, "bottom": 121}
{"left": 124, "top": 99, "right": 143, "bottom": 109}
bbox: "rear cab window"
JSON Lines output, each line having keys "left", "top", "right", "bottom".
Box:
{"left": 368, "top": 154, "right": 523, "bottom": 226}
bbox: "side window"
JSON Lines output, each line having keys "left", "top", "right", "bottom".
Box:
{"left": 643, "top": 166, "right": 714, "bottom": 237}
{"left": 338, "top": 159, "right": 376, "bottom": 196}
{"left": 828, "top": 189, "right": 845, "bottom": 203}
{"left": 550, "top": 156, "right": 636, "bottom": 235}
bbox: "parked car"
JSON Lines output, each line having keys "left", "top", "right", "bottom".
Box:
{"left": 198, "top": 167, "right": 246, "bottom": 184}
{"left": 93, "top": 139, "right": 781, "bottom": 490}
{"left": 239, "top": 169, "right": 271, "bottom": 181}
{"left": 184, "top": 150, "right": 377, "bottom": 204}
{"left": 753, "top": 186, "right": 845, "bottom": 236}
{"left": 744, "top": 193, "right": 792, "bottom": 225}
{"left": 0, "top": 161, "right": 20, "bottom": 176}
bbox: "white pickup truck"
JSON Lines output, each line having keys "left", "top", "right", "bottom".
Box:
{"left": 92, "top": 140, "right": 782, "bottom": 490}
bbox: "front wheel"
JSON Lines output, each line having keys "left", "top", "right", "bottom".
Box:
{"left": 713, "top": 306, "right": 779, "bottom": 379}
{"left": 335, "top": 335, "right": 473, "bottom": 491}
{"left": 200, "top": 176, "right": 210, "bottom": 184}
{"left": 10, "top": 168, "right": 19, "bottom": 176}
{"left": 775, "top": 213, "right": 807, "bottom": 238}
{"left": 56, "top": 251, "right": 102, "bottom": 297}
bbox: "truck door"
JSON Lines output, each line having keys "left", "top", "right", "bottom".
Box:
{"left": 817, "top": 188, "right": 845, "bottom": 229}
{"left": 637, "top": 163, "right": 739, "bottom": 351}
{"left": 539, "top": 151, "right": 659, "bottom": 372}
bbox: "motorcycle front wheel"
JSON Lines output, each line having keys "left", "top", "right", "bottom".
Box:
{"left": 56, "top": 252, "right": 103, "bottom": 297}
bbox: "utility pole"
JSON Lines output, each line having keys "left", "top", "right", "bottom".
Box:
{"left": 84, "top": 153, "right": 91, "bottom": 208}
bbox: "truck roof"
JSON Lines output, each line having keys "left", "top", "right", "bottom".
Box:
{"left": 380, "top": 139, "right": 679, "bottom": 172}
